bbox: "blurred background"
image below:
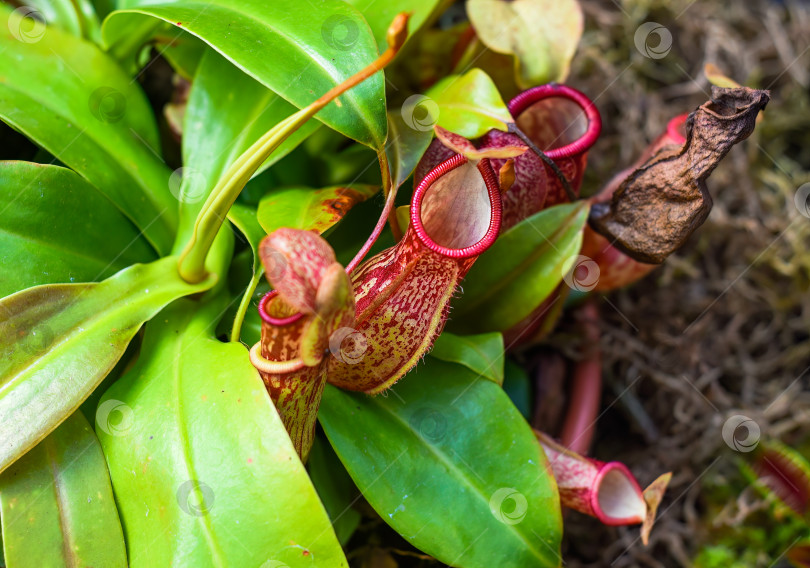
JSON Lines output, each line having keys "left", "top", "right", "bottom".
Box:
{"left": 557, "top": 0, "right": 810, "bottom": 565}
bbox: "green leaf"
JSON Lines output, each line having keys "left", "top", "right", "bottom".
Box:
{"left": 385, "top": 110, "right": 434, "bottom": 188}
{"left": 0, "top": 412, "right": 126, "bottom": 568}
{"left": 226, "top": 203, "right": 267, "bottom": 342}
{"left": 104, "top": 0, "right": 387, "bottom": 148}
{"left": 98, "top": 298, "right": 348, "bottom": 567}
{"left": 257, "top": 184, "right": 379, "bottom": 235}
{"left": 307, "top": 436, "right": 361, "bottom": 546}
{"left": 0, "top": 162, "right": 156, "bottom": 298}
{"left": 159, "top": 29, "right": 208, "bottom": 80}
{"left": 320, "top": 358, "right": 562, "bottom": 568}
{"left": 503, "top": 358, "right": 532, "bottom": 420}
{"left": 343, "top": 0, "right": 441, "bottom": 53}
{"left": 228, "top": 203, "right": 266, "bottom": 274}
{"left": 467, "top": 0, "right": 583, "bottom": 88}
{"left": 431, "top": 331, "right": 505, "bottom": 386}
{"left": 0, "top": 6, "right": 176, "bottom": 254}
{"left": 426, "top": 68, "right": 513, "bottom": 139}
{"left": 453, "top": 202, "right": 589, "bottom": 332}
{"left": 176, "top": 49, "right": 321, "bottom": 247}
{"left": 9, "top": 0, "right": 102, "bottom": 43}
{"left": 0, "top": 254, "right": 220, "bottom": 475}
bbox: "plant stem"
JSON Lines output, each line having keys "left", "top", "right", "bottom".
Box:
{"left": 346, "top": 150, "right": 399, "bottom": 273}
{"left": 560, "top": 300, "right": 601, "bottom": 454}
{"left": 230, "top": 268, "right": 264, "bottom": 343}
{"left": 177, "top": 13, "right": 411, "bottom": 284}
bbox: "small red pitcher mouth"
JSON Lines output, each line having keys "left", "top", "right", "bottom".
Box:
{"left": 508, "top": 84, "right": 602, "bottom": 160}
{"left": 258, "top": 290, "right": 305, "bottom": 326}
{"left": 411, "top": 154, "right": 502, "bottom": 259}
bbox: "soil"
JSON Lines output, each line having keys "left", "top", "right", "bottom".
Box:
{"left": 554, "top": 0, "right": 810, "bottom": 565}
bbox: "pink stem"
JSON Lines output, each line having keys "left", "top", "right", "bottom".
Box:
{"left": 345, "top": 176, "right": 400, "bottom": 274}
{"left": 560, "top": 300, "right": 602, "bottom": 454}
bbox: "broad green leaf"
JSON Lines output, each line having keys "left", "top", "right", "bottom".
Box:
{"left": 258, "top": 184, "right": 378, "bottom": 235}
{"left": 9, "top": 0, "right": 101, "bottom": 43}
{"left": 308, "top": 436, "right": 361, "bottom": 546}
{"left": 320, "top": 358, "right": 562, "bottom": 568}
{"left": 426, "top": 68, "right": 513, "bottom": 139}
{"left": 98, "top": 298, "right": 349, "bottom": 567}
{"left": 467, "top": 0, "right": 583, "bottom": 88}
{"left": 176, "top": 49, "right": 321, "bottom": 247}
{"left": 343, "top": 0, "right": 441, "bottom": 53}
{"left": 0, "top": 6, "right": 176, "bottom": 254}
{"left": 385, "top": 110, "right": 434, "bottom": 188}
{"left": 102, "top": 16, "right": 163, "bottom": 75}
{"left": 0, "top": 162, "right": 156, "bottom": 298}
{"left": 159, "top": 29, "right": 208, "bottom": 80}
{"left": 0, "top": 252, "right": 221, "bottom": 474}
{"left": 431, "top": 331, "right": 505, "bottom": 386}
{"left": 0, "top": 412, "right": 126, "bottom": 568}
{"left": 503, "top": 358, "right": 532, "bottom": 419}
{"left": 453, "top": 202, "right": 589, "bottom": 332}
{"left": 104, "top": 0, "right": 387, "bottom": 148}
{"left": 91, "top": 0, "right": 116, "bottom": 20}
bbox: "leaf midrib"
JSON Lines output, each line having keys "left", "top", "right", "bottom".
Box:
{"left": 43, "top": 434, "right": 78, "bottom": 568}
{"left": 460, "top": 204, "right": 586, "bottom": 313}
{"left": 124, "top": 3, "right": 382, "bottom": 147}
{"left": 363, "top": 393, "right": 548, "bottom": 564}
{"left": 0, "top": 84, "right": 171, "bottom": 222}
{"left": 172, "top": 324, "right": 227, "bottom": 566}
{"left": 0, "top": 226, "right": 132, "bottom": 270}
